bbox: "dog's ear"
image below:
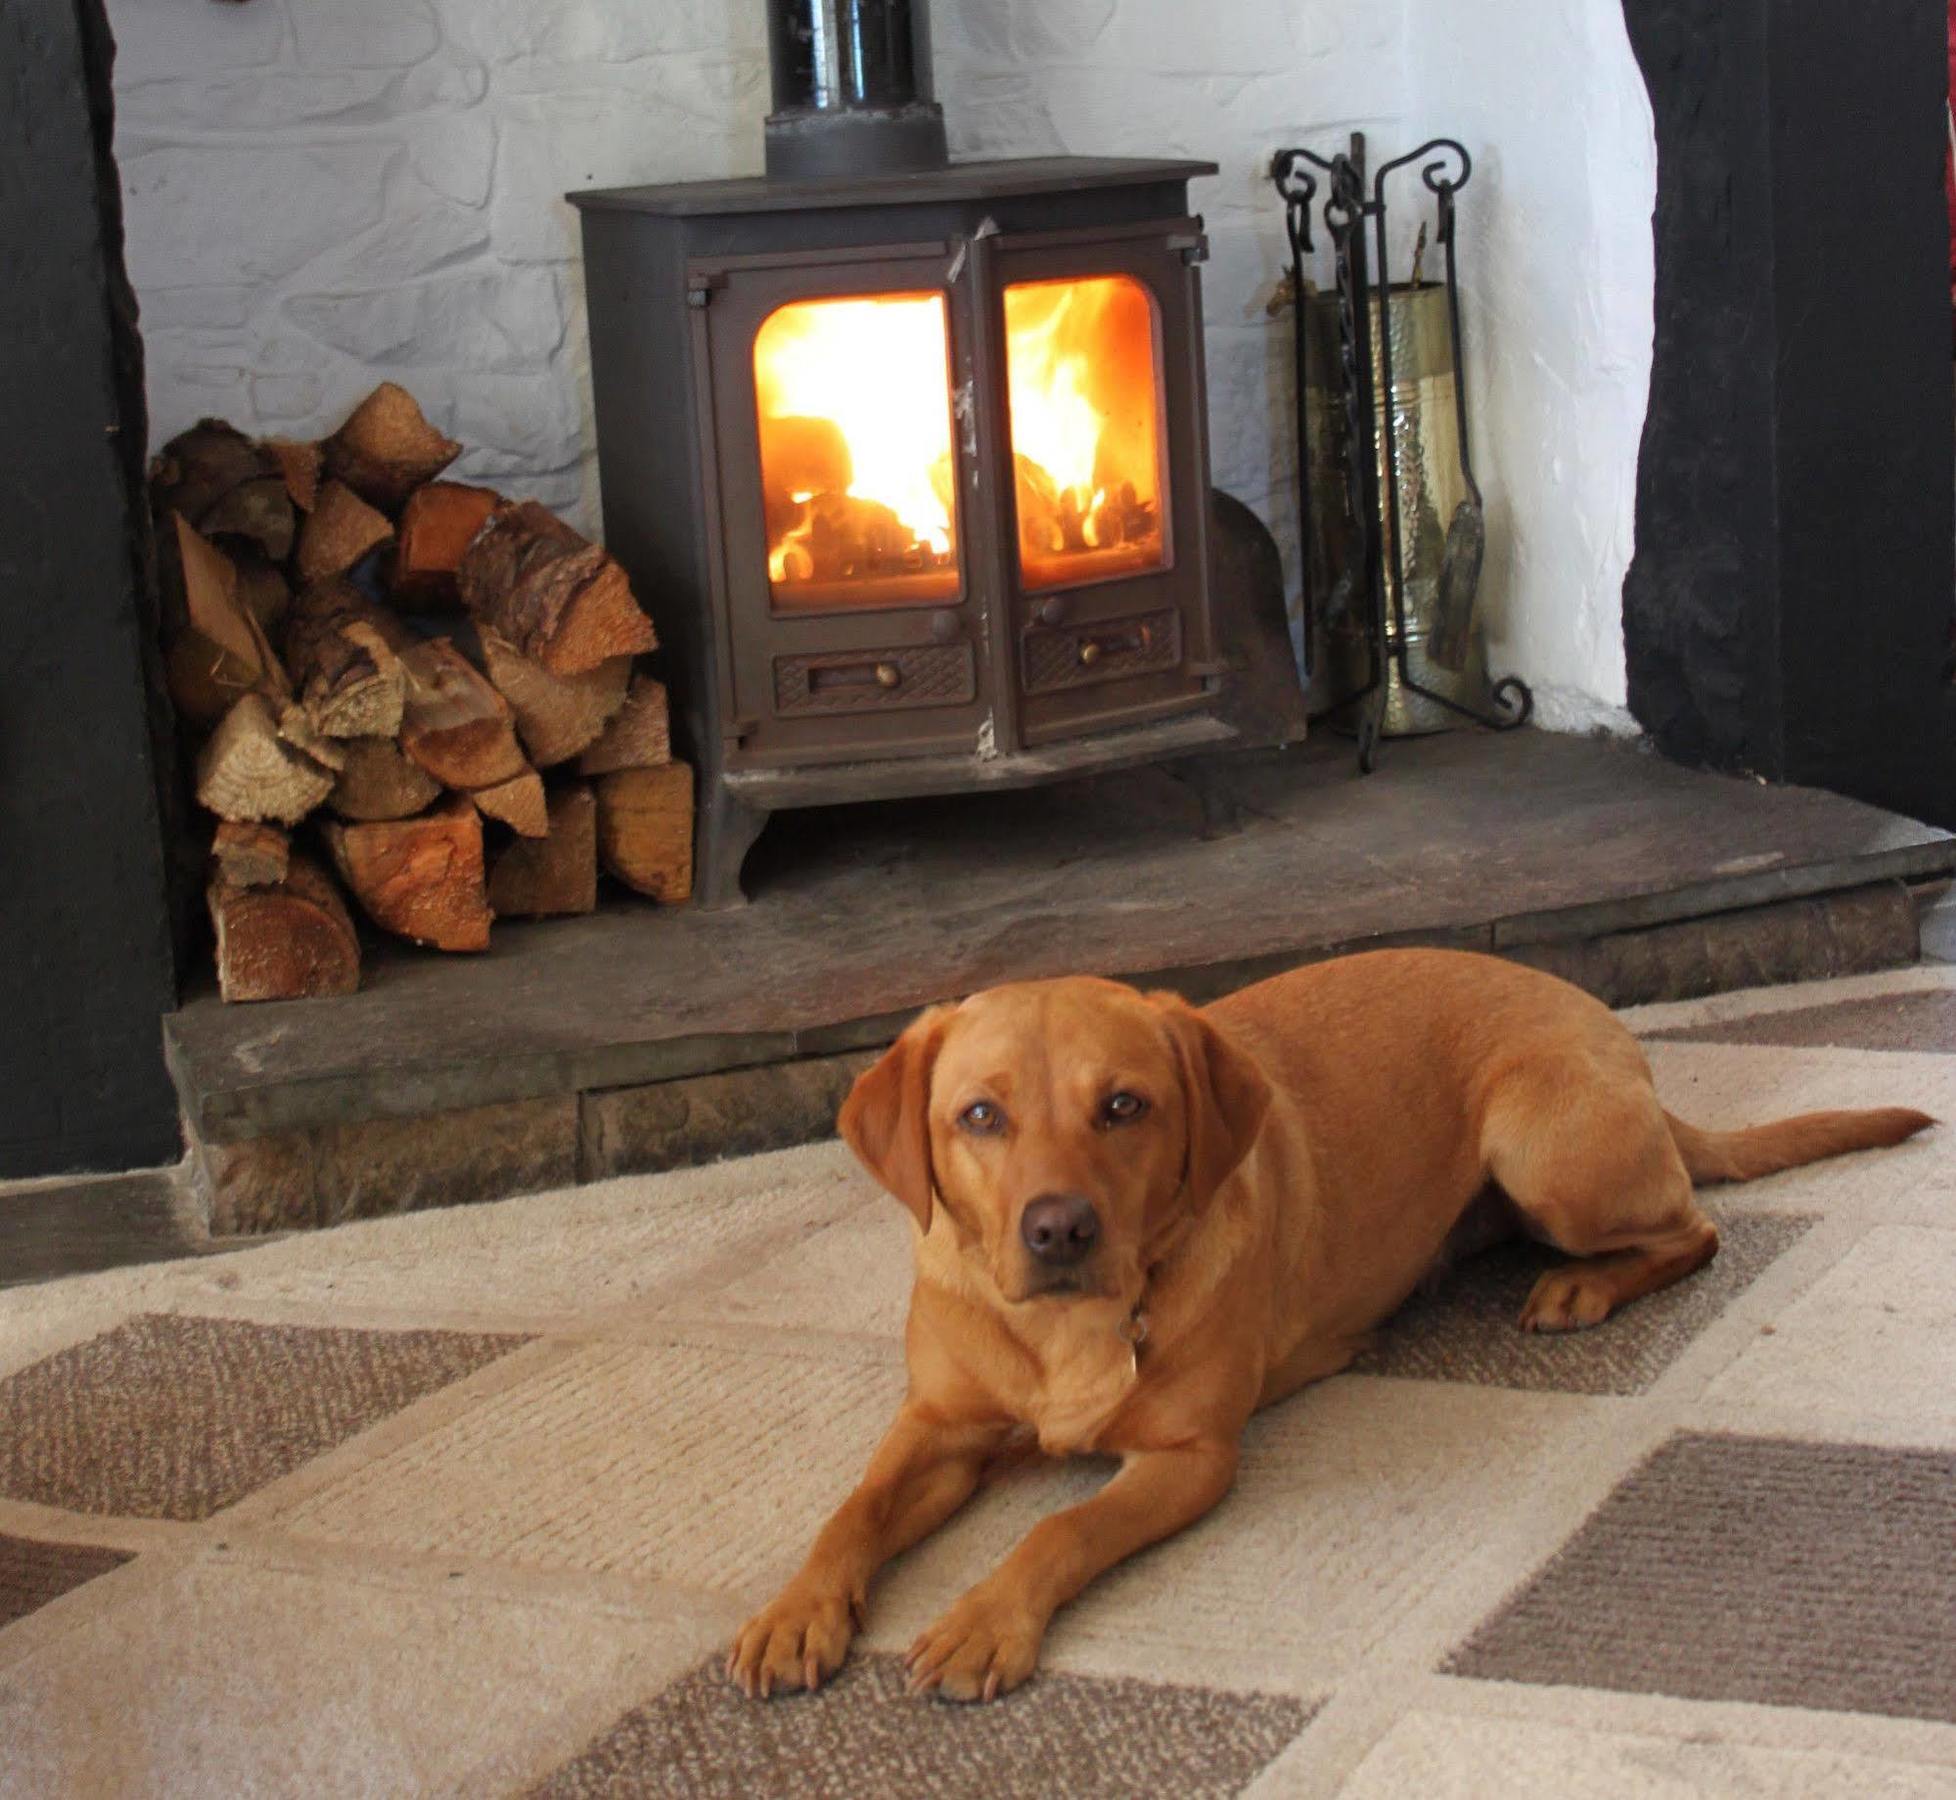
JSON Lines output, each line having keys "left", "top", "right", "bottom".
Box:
{"left": 839, "top": 1005, "right": 953, "bottom": 1231}
{"left": 1151, "top": 993, "right": 1273, "bottom": 1210}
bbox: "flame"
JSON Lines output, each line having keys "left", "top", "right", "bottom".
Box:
{"left": 755, "top": 293, "right": 956, "bottom": 594}
{"left": 754, "top": 276, "right": 1163, "bottom": 601}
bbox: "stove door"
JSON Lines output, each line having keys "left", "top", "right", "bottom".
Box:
{"left": 987, "top": 219, "right": 1219, "bottom": 748}
{"left": 692, "top": 243, "right": 993, "bottom": 768}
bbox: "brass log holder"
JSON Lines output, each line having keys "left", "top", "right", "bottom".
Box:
{"left": 1271, "top": 132, "right": 1531, "bottom": 772}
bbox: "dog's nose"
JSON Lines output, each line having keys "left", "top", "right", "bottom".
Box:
{"left": 1020, "top": 1193, "right": 1101, "bottom": 1266}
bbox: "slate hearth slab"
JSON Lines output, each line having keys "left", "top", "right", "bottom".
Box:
{"left": 0, "top": 1533, "right": 130, "bottom": 1631}
{"left": 166, "top": 732, "right": 1956, "bottom": 1144}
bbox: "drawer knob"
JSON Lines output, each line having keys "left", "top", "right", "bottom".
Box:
{"left": 1037, "top": 596, "right": 1069, "bottom": 627}
{"left": 875, "top": 662, "right": 902, "bottom": 689}
{"left": 1077, "top": 640, "right": 1102, "bottom": 666}
{"left": 928, "top": 609, "right": 961, "bottom": 643}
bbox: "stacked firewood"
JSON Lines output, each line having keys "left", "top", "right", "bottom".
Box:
{"left": 154, "top": 382, "right": 692, "bottom": 1004}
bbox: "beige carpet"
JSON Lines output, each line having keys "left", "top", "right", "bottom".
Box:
{"left": 4, "top": 965, "right": 1956, "bottom": 1796}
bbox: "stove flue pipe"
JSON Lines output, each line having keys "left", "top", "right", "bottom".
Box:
{"left": 764, "top": 0, "right": 949, "bottom": 181}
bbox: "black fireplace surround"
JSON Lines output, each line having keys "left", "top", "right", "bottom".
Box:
{"left": 2, "top": 0, "right": 1952, "bottom": 1175}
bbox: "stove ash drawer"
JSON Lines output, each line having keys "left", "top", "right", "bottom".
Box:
{"left": 1022, "top": 609, "right": 1183, "bottom": 695}
{"left": 771, "top": 644, "right": 978, "bottom": 716}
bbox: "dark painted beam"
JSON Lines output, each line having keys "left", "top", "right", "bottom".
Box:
{"left": 1622, "top": 0, "right": 1956, "bottom": 823}
{"left": 0, "top": 0, "right": 184, "bottom": 1176}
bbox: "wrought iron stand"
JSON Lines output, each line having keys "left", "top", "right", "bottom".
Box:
{"left": 1271, "top": 132, "right": 1532, "bottom": 772}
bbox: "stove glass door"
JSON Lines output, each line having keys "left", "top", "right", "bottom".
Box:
{"left": 753, "top": 290, "right": 961, "bottom": 614}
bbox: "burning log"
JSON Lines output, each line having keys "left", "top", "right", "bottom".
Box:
{"left": 323, "top": 382, "right": 462, "bottom": 511}
{"left": 595, "top": 761, "right": 693, "bottom": 902}
{"left": 487, "top": 783, "right": 598, "bottom": 918}
{"left": 208, "top": 853, "right": 360, "bottom": 1002}
{"left": 324, "top": 795, "right": 492, "bottom": 952}
{"left": 458, "top": 501, "right": 656, "bottom": 675}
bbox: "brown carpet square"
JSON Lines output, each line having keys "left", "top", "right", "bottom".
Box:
{"left": 1446, "top": 1433, "right": 1956, "bottom": 1722}
{"left": 0, "top": 1313, "right": 524, "bottom": 1522}
{"left": 0, "top": 1534, "right": 130, "bottom": 1631}
{"left": 1354, "top": 1212, "right": 1811, "bottom": 1395}
{"left": 531, "top": 1654, "right": 1314, "bottom": 1799}
{"left": 1648, "top": 989, "right": 1956, "bottom": 1052}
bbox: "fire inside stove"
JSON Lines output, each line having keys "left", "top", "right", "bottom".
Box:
{"left": 754, "top": 276, "right": 1166, "bottom": 611}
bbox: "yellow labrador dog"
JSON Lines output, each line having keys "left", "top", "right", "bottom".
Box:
{"left": 727, "top": 949, "right": 1929, "bottom": 1702}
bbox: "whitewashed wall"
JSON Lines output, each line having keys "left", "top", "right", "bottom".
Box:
{"left": 1403, "top": 0, "right": 1656, "bottom": 727}
{"left": 108, "top": 0, "right": 1653, "bottom": 721}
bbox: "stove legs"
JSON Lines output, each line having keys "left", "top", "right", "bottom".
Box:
{"left": 694, "top": 783, "right": 770, "bottom": 911}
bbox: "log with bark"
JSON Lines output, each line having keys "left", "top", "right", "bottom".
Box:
{"left": 324, "top": 795, "right": 492, "bottom": 952}
{"left": 211, "top": 820, "right": 290, "bottom": 889}
{"left": 392, "top": 480, "right": 500, "bottom": 608}
{"left": 294, "top": 479, "right": 394, "bottom": 585}
{"left": 194, "top": 692, "right": 340, "bottom": 826}
{"left": 595, "top": 760, "right": 694, "bottom": 903}
{"left": 327, "top": 734, "right": 443, "bottom": 822}
{"left": 458, "top": 501, "right": 656, "bottom": 676}
{"left": 576, "top": 672, "right": 670, "bottom": 775}
{"left": 208, "top": 853, "right": 360, "bottom": 1002}
{"left": 163, "top": 515, "right": 288, "bottom": 728}
{"left": 487, "top": 783, "right": 597, "bottom": 918}
{"left": 323, "top": 382, "right": 461, "bottom": 511}
{"left": 264, "top": 437, "right": 322, "bottom": 512}
{"left": 149, "top": 419, "right": 273, "bottom": 526}
{"left": 396, "top": 637, "right": 527, "bottom": 791}
{"left": 282, "top": 577, "right": 407, "bottom": 739}
{"left": 479, "top": 629, "right": 630, "bottom": 768}
{"left": 231, "top": 550, "right": 290, "bottom": 640}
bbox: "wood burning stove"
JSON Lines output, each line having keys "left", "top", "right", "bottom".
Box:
{"left": 571, "top": 0, "right": 1294, "bottom": 907}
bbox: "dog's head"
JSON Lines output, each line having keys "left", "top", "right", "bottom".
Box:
{"left": 839, "top": 978, "right": 1272, "bottom": 1306}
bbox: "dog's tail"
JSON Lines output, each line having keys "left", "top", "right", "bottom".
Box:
{"left": 1666, "top": 1106, "right": 1934, "bottom": 1186}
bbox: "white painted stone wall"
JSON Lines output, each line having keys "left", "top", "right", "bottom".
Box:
{"left": 108, "top": 0, "right": 1654, "bottom": 720}
{"left": 1402, "top": 0, "right": 1656, "bottom": 727}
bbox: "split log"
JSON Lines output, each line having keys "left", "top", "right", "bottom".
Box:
{"left": 294, "top": 479, "right": 394, "bottom": 586}
{"left": 328, "top": 734, "right": 443, "bottom": 822}
{"left": 324, "top": 795, "right": 492, "bottom": 952}
{"left": 211, "top": 820, "right": 289, "bottom": 889}
{"left": 283, "top": 577, "right": 407, "bottom": 739}
{"left": 471, "top": 768, "right": 548, "bottom": 838}
{"left": 397, "top": 637, "right": 527, "bottom": 791}
{"left": 197, "top": 474, "right": 294, "bottom": 563}
{"left": 163, "top": 514, "right": 287, "bottom": 728}
{"left": 576, "top": 673, "right": 670, "bottom": 775}
{"left": 263, "top": 438, "right": 322, "bottom": 511}
{"left": 478, "top": 629, "right": 630, "bottom": 767}
{"left": 232, "top": 550, "right": 290, "bottom": 642}
{"left": 392, "top": 480, "right": 500, "bottom": 608}
{"left": 323, "top": 382, "right": 461, "bottom": 511}
{"left": 208, "top": 854, "right": 360, "bottom": 1003}
{"left": 149, "top": 419, "right": 272, "bottom": 525}
{"left": 458, "top": 501, "right": 656, "bottom": 676}
{"left": 194, "top": 693, "right": 339, "bottom": 825}
{"left": 595, "top": 760, "right": 693, "bottom": 903}
{"left": 488, "top": 784, "right": 597, "bottom": 918}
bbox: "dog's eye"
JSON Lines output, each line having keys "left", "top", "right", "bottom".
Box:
{"left": 1101, "top": 1091, "right": 1149, "bottom": 1126}
{"left": 959, "top": 1100, "right": 1005, "bottom": 1134}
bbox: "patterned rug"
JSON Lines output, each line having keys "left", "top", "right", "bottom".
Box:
{"left": 3, "top": 964, "right": 1955, "bottom": 1796}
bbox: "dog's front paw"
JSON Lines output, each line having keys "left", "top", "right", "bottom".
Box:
{"left": 1519, "top": 1266, "right": 1614, "bottom": 1332}
{"left": 726, "top": 1583, "right": 858, "bottom": 1698}
{"left": 905, "top": 1581, "right": 1045, "bottom": 1703}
